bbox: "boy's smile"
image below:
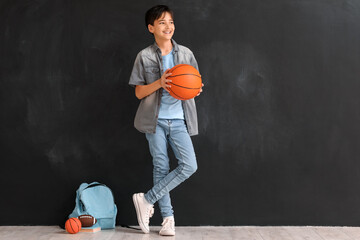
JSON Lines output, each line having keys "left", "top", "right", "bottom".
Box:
{"left": 148, "top": 12, "right": 175, "bottom": 41}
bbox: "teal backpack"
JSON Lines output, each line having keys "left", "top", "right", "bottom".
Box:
{"left": 69, "top": 182, "right": 117, "bottom": 229}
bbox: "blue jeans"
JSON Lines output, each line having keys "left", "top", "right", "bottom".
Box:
{"left": 144, "top": 119, "right": 198, "bottom": 218}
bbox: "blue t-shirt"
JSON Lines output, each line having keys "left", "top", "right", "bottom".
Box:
{"left": 158, "top": 49, "right": 184, "bottom": 119}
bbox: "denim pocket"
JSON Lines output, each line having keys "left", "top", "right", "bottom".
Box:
{"left": 145, "top": 67, "right": 160, "bottom": 84}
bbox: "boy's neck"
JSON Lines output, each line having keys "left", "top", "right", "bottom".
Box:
{"left": 155, "top": 38, "right": 173, "bottom": 56}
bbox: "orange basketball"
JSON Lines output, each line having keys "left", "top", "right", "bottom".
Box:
{"left": 65, "top": 217, "right": 82, "bottom": 234}
{"left": 167, "top": 64, "right": 202, "bottom": 100}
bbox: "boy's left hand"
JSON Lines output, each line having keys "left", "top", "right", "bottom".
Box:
{"left": 196, "top": 83, "right": 204, "bottom": 97}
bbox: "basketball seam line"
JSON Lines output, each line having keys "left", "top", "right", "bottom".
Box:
{"left": 75, "top": 219, "right": 80, "bottom": 231}
{"left": 69, "top": 218, "right": 77, "bottom": 233}
{"left": 169, "top": 88, "right": 187, "bottom": 100}
{"left": 168, "top": 73, "right": 201, "bottom": 78}
{"left": 170, "top": 82, "right": 201, "bottom": 90}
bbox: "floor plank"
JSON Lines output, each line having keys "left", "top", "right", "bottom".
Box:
{"left": 1, "top": 226, "right": 360, "bottom": 240}
{"left": 257, "top": 226, "right": 294, "bottom": 240}
{"left": 313, "top": 227, "right": 353, "bottom": 240}
{"left": 282, "top": 226, "right": 324, "bottom": 240}
{"left": 340, "top": 227, "right": 360, "bottom": 240}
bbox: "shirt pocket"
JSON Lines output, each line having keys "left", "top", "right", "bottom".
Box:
{"left": 145, "top": 67, "right": 160, "bottom": 84}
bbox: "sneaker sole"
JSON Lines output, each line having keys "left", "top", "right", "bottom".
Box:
{"left": 132, "top": 194, "right": 150, "bottom": 234}
{"left": 159, "top": 231, "right": 175, "bottom": 236}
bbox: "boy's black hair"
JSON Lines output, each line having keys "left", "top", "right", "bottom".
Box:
{"left": 145, "top": 5, "right": 174, "bottom": 28}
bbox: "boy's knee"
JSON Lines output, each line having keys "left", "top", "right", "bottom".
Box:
{"left": 190, "top": 163, "right": 197, "bottom": 175}
{"left": 181, "top": 162, "right": 197, "bottom": 178}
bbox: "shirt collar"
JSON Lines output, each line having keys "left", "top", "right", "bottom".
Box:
{"left": 152, "top": 39, "right": 179, "bottom": 54}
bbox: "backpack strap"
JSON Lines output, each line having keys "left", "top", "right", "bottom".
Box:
{"left": 82, "top": 183, "right": 115, "bottom": 200}
{"left": 83, "top": 182, "right": 104, "bottom": 189}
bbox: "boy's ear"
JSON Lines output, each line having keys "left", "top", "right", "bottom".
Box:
{"left": 148, "top": 24, "right": 154, "bottom": 33}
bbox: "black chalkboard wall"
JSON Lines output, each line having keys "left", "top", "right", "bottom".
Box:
{"left": 1, "top": 0, "right": 360, "bottom": 226}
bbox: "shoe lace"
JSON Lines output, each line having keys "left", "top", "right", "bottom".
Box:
{"left": 145, "top": 205, "right": 154, "bottom": 224}
{"left": 161, "top": 218, "right": 175, "bottom": 230}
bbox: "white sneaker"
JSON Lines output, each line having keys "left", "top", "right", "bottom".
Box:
{"left": 132, "top": 193, "right": 154, "bottom": 234}
{"left": 159, "top": 216, "right": 175, "bottom": 236}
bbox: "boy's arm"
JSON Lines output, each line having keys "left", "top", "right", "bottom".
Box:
{"left": 135, "top": 70, "right": 173, "bottom": 100}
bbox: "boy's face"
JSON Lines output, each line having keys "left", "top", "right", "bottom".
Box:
{"left": 148, "top": 12, "right": 175, "bottom": 41}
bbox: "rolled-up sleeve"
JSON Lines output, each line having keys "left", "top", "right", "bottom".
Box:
{"left": 129, "top": 53, "right": 146, "bottom": 88}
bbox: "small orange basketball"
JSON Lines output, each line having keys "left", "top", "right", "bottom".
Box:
{"left": 167, "top": 64, "right": 202, "bottom": 100}
{"left": 65, "top": 217, "right": 82, "bottom": 234}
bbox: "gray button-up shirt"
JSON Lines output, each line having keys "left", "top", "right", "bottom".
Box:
{"left": 129, "top": 39, "right": 199, "bottom": 136}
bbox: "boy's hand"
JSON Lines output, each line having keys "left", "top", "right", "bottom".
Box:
{"left": 160, "top": 69, "right": 172, "bottom": 93}
{"left": 197, "top": 83, "right": 204, "bottom": 96}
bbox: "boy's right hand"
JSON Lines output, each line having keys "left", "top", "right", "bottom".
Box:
{"left": 160, "top": 69, "right": 172, "bottom": 93}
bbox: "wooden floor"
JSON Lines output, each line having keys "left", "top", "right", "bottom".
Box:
{"left": 1, "top": 226, "right": 360, "bottom": 240}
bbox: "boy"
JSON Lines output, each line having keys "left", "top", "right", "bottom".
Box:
{"left": 129, "top": 5, "right": 203, "bottom": 236}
